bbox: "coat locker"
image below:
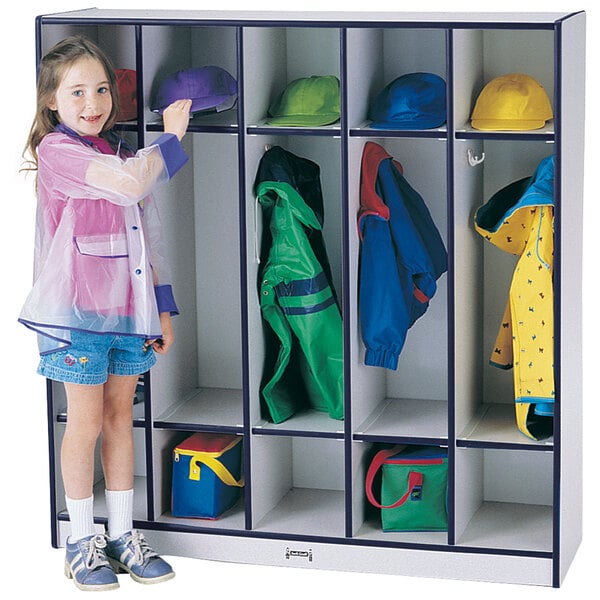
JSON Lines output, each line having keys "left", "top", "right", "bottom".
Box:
{"left": 37, "top": 9, "right": 585, "bottom": 588}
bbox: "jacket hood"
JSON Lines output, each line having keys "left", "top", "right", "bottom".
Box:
{"left": 254, "top": 146, "right": 337, "bottom": 297}
{"left": 475, "top": 155, "right": 554, "bottom": 234}
{"left": 358, "top": 141, "right": 404, "bottom": 227}
{"left": 254, "top": 145, "right": 325, "bottom": 226}
{"left": 474, "top": 155, "right": 554, "bottom": 255}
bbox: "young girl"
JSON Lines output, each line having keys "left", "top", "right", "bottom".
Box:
{"left": 19, "top": 36, "right": 192, "bottom": 591}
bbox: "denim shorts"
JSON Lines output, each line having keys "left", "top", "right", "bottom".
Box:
{"left": 37, "top": 330, "right": 156, "bottom": 385}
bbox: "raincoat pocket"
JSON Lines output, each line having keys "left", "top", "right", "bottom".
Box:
{"left": 74, "top": 233, "right": 129, "bottom": 258}
{"left": 73, "top": 233, "right": 131, "bottom": 312}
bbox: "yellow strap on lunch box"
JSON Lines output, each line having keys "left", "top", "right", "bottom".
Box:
{"left": 188, "top": 454, "right": 244, "bottom": 486}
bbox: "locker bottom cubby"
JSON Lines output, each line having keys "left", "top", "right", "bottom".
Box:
{"left": 250, "top": 435, "right": 346, "bottom": 539}
{"left": 454, "top": 447, "right": 554, "bottom": 554}
{"left": 153, "top": 429, "right": 247, "bottom": 532}
{"left": 351, "top": 441, "right": 449, "bottom": 547}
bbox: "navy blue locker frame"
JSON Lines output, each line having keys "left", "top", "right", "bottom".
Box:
{"left": 36, "top": 9, "right": 584, "bottom": 588}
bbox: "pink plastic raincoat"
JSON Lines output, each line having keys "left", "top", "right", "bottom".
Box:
{"left": 19, "top": 126, "right": 188, "bottom": 353}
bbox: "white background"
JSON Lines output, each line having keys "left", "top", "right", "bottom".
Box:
{"left": 1, "top": 1, "right": 596, "bottom": 597}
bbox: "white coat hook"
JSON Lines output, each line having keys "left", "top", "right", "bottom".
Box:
{"left": 467, "top": 148, "right": 485, "bottom": 166}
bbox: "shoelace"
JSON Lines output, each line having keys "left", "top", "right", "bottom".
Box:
{"left": 126, "top": 530, "right": 159, "bottom": 566}
{"left": 82, "top": 535, "right": 111, "bottom": 571}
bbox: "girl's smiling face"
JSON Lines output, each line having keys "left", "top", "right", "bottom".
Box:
{"left": 48, "top": 57, "right": 112, "bottom": 137}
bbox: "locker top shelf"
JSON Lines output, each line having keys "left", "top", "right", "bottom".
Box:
{"left": 38, "top": 8, "right": 583, "bottom": 28}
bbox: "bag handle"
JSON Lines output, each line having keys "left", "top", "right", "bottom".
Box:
{"left": 365, "top": 445, "right": 424, "bottom": 509}
{"left": 189, "top": 455, "right": 245, "bottom": 487}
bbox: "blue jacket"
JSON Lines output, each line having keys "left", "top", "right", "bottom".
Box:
{"left": 358, "top": 142, "right": 447, "bottom": 370}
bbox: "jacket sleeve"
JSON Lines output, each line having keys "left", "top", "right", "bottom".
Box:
{"left": 489, "top": 299, "right": 513, "bottom": 369}
{"left": 359, "top": 214, "right": 411, "bottom": 370}
{"left": 142, "top": 194, "right": 180, "bottom": 316}
{"left": 384, "top": 167, "right": 440, "bottom": 314}
{"left": 39, "top": 133, "right": 188, "bottom": 207}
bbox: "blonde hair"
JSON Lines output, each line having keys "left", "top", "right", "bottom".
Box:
{"left": 23, "top": 35, "right": 120, "bottom": 170}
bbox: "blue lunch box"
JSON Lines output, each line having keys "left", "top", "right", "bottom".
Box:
{"left": 172, "top": 432, "right": 244, "bottom": 519}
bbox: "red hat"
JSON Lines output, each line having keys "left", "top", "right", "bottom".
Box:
{"left": 115, "top": 69, "right": 137, "bottom": 121}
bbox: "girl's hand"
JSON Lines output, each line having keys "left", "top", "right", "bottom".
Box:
{"left": 148, "top": 312, "right": 175, "bottom": 355}
{"left": 162, "top": 99, "right": 192, "bottom": 141}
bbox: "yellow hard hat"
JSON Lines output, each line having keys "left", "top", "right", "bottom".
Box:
{"left": 471, "top": 73, "right": 553, "bottom": 131}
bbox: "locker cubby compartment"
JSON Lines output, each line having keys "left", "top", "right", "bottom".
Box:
{"left": 152, "top": 429, "right": 246, "bottom": 530}
{"left": 348, "top": 136, "right": 448, "bottom": 441}
{"left": 351, "top": 442, "right": 449, "bottom": 546}
{"left": 346, "top": 27, "right": 447, "bottom": 134}
{"left": 55, "top": 423, "right": 149, "bottom": 526}
{"left": 243, "top": 26, "right": 341, "bottom": 132}
{"left": 455, "top": 447, "right": 553, "bottom": 553}
{"left": 454, "top": 138, "right": 555, "bottom": 448}
{"left": 151, "top": 131, "right": 244, "bottom": 431}
{"left": 39, "top": 23, "right": 139, "bottom": 129}
{"left": 246, "top": 134, "right": 344, "bottom": 435}
{"left": 142, "top": 25, "right": 239, "bottom": 131}
{"left": 453, "top": 28, "right": 555, "bottom": 136}
{"left": 250, "top": 435, "right": 346, "bottom": 538}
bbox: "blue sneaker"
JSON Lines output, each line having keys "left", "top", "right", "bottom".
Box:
{"left": 106, "top": 529, "right": 175, "bottom": 584}
{"left": 64, "top": 534, "right": 119, "bottom": 591}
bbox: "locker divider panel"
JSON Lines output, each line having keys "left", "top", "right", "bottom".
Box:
{"left": 555, "top": 12, "right": 585, "bottom": 585}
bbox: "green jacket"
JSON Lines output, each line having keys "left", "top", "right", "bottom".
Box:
{"left": 255, "top": 146, "right": 344, "bottom": 424}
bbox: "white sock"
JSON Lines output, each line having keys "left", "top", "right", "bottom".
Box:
{"left": 105, "top": 488, "right": 134, "bottom": 539}
{"left": 66, "top": 495, "right": 95, "bottom": 542}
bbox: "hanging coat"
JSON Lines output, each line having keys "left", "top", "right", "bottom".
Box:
{"left": 357, "top": 142, "right": 447, "bottom": 370}
{"left": 474, "top": 155, "right": 555, "bottom": 440}
{"left": 254, "top": 146, "right": 343, "bottom": 424}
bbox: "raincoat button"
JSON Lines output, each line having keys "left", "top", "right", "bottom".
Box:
{"left": 263, "top": 290, "right": 268, "bottom": 296}
{"left": 135, "top": 268, "right": 142, "bottom": 275}
{"left": 132, "top": 225, "right": 139, "bottom": 230}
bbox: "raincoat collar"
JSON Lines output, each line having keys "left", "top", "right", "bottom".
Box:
{"left": 54, "top": 123, "right": 135, "bottom": 156}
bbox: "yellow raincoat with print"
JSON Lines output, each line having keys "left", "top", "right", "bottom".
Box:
{"left": 474, "top": 155, "right": 554, "bottom": 440}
